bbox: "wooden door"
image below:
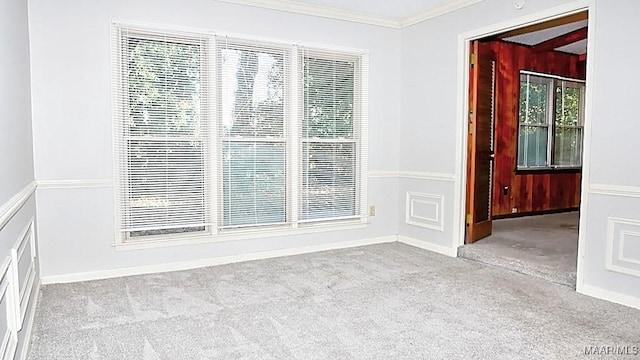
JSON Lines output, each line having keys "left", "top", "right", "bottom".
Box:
{"left": 466, "top": 41, "right": 496, "bottom": 244}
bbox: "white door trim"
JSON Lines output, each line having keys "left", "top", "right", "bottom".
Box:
{"left": 452, "top": 0, "right": 594, "bottom": 291}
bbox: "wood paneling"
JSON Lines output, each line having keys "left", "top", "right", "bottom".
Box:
{"left": 481, "top": 40, "right": 585, "bottom": 217}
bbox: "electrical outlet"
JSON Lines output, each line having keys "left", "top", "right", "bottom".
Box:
{"left": 368, "top": 205, "right": 376, "bottom": 216}
{"left": 511, "top": 207, "right": 518, "bottom": 214}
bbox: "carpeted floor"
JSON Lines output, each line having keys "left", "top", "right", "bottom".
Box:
{"left": 458, "top": 212, "right": 579, "bottom": 287}
{"left": 29, "top": 242, "right": 640, "bottom": 359}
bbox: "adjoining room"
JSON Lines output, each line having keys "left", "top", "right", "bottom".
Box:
{"left": 461, "top": 12, "right": 587, "bottom": 288}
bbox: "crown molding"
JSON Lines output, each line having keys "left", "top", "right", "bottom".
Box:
{"left": 215, "top": 0, "right": 483, "bottom": 29}
{"left": 215, "top": 0, "right": 400, "bottom": 28}
{"left": 400, "top": 0, "right": 483, "bottom": 28}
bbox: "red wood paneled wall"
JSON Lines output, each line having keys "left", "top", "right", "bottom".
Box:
{"left": 480, "top": 40, "right": 586, "bottom": 217}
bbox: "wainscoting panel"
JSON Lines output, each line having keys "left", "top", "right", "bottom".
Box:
{"left": 10, "top": 219, "right": 36, "bottom": 330}
{"left": 0, "top": 257, "right": 17, "bottom": 360}
{"left": 606, "top": 217, "right": 640, "bottom": 278}
{"left": 405, "top": 192, "right": 444, "bottom": 231}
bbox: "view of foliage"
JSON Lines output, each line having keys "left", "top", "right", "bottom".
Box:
{"left": 301, "top": 56, "right": 356, "bottom": 220}
{"left": 518, "top": 75, "right": 584, "bottom": 168}
{"left": 518, "top": 76, "right": 549, "bottom": 167}
{"left": 554, "top": 84, "right": 582, "bottom": 166}
{"left": 122, "top": 36, "right": 360, "bottom": 234}
{"left": 125, "top": 37, "right": 206, "bottom": 237}
{"left": 220, "top": 47, "right": 286, "bottom": 227}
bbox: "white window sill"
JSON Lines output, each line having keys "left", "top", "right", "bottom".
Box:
{"left": 113, "top": 219, "right": 369, "bottom": 251}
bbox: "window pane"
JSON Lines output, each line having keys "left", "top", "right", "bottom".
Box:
{"left": 302, "top": 57, "right": 354, "bottom": 139}
{"left": 517, "top": 126, "right": 548, "bottom": 167}
{"left": 220, "top": 47, "right": 284, "bottom": 138}
{"left": 555, "top": 82, "right": 582, "bottom": 127}
{"left": 301, "top": 142, "right": 356, "bottom": 220}
{"left": 553, "top": 127, "right": 582, "bottom": 167}
{"left": 222, "top": 142, "right": 286, "bottom": 227}
{"left": 126, "top": 139, "right": 206, "bottom": 236}
{"left": 519, "top": 74, "right": 549, "bottom": 126}
{"left": 122, "top": 34, "right": 206, "bottom": 238}
{"left": 127, "top": 38, "right": 202, "bottom": 138}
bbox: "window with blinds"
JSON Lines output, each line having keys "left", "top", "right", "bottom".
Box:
{"left": 112, "top": 27, "right": 211, "bottom": 239}
{"left": 112, "top": 23, "right": 367, "bottom": 242}
{"left": 218, "top": 40, "right": 288, "bottom": 228}
{"left": 300, "top": 50, "right": 360, "bottom": 221}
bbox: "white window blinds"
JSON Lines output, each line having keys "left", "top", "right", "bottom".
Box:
{"left": 300, "top": 50, "right": 362, "bottom": 221}
{"left": 112, "top": 23, "right": 368, "bottom": 242}
{"left": 112, "top": 26, "right": 212, "bottom": 238}
{"left": 218, "top": 40, "right": 289, "bottom": 228}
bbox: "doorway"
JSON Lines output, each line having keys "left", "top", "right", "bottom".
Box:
{"left": 459, "top": 9, "right": 590, "bottom": 287}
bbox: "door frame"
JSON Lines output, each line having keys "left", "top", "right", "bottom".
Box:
{"left": 452, "top": 0, "right": 595, "bottom": 292}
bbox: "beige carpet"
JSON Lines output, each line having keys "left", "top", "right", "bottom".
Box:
{"left": 28, "top": 242, "right": 640, "bottom": 359}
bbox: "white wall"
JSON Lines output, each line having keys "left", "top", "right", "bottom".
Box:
{"left": 0, "top": 0, "right": 35, "bottom": 205}
{"left": 577, "top": 0, "right": 640, "bottom": 305}
{"left": 399, "top": 0, "right": 640, "bottom": 308}
{"left": 28, "top": 0, "right": 401, "bottom": 279}
{"left": 0, "top": 0, "right": 40, "bottom": 357}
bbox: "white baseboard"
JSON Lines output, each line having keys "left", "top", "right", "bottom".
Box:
{"left": 41, "top": 236, "right": 397, "bottom": 284}
{"left": 397, "top": 235, "right": 458, "bottom": 257}
{"left": 19, "top": 278, "right": 40, "bottom": 360}
{"left": 578, "top": 283, "right": 640, "bottom": 311}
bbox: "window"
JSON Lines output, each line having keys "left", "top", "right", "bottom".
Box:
{"left": 218, "top": 41, "right": 288, "bottom": 228}
{"left": 112, "top": 24, "right": 368, "bottom": 243}
{"left": 301, "top": 51, "right": 360, "bottom": 221}
{"left": 517, "top": 71, "right": 585, "bottom": 170}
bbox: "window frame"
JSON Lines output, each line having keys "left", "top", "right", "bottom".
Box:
{"left": 111, "top": 23, "right": 369, "bottom": 248}
{"left": 299, "top": 49, "right": 363, "bottom": 224}
{"left": 516, "top": 70, "right": 585, "bottom": 172}
{"left": 112, "top": 27, "right": 214, "bottom": 242}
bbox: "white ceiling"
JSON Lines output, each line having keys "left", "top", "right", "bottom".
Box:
{"left": 503, "top": 19, "right": 588, "bottom": 54}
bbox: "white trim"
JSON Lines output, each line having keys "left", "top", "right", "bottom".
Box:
{"left": 42, "top": 235, "right": 396, "bottom": 284}
{"left": 215, "top": 0, "right": 483, "bottom": 29}
{"left": 405, "top": 192, "right": 444, "bottom": 232}
{"left": 359, "top": 54, "right": 370, "bottom": 225}
{"left": 215, "top": 0, "right": 399, "bottom": 28}
{"left": 37, "top": 179, "right": 112, "bottom": 189}
{"left": 397, "top": 235, "right": 457, "bottom": 257}
{"left": 619, "top": 231, "right": 640, "bottom": 266}
{"left": 18, "top": 279, "right": 40, "bottom": 360}
{"left": 520, "top": 70, "right": 586, "bottom": 83}
{"left": 579, "top": 283, "right": 640, "bottom": 311}
{"left": 399, "top": 171, "right": 456, "bottom": 182}
{"left": 0, "top": 256, "right": 18, "bottom": 360}
{"left": 11, "top": 219, "right": 36, "bottom": 330}
{"left": 575, "top": 0, "right": 597, "bottom": 294}
{"left": 605, "top": 217, "right": 640, "bottom": 278}
{"left": 368, "top": 171, "right": 456, "bottom": 182}
{"left": 400, "top": 0, "right": 483, "bottom": 28}
{"left": 367, "top": 171, "right": 400, "bottom": 178}
{"left": 115, "top": 220, "right": 368, "bottom": 251}
{"left": 588, "top": 183, "right": 640, "bottom": 199}
{"left": 453, "top": 1, "right": 593, "bottom": 281}
{"left": 0, "top": 181, "right": 36, "bottom": 232}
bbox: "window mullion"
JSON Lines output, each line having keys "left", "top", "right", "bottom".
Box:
{"left": 208, "top": 36, "right": 219, "bottom": 235}
{"left": 547, "top": 78, "right": 555, "bottom": 167}
{"left": 289, "top": 46, "right": 300, "bottom": 228}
